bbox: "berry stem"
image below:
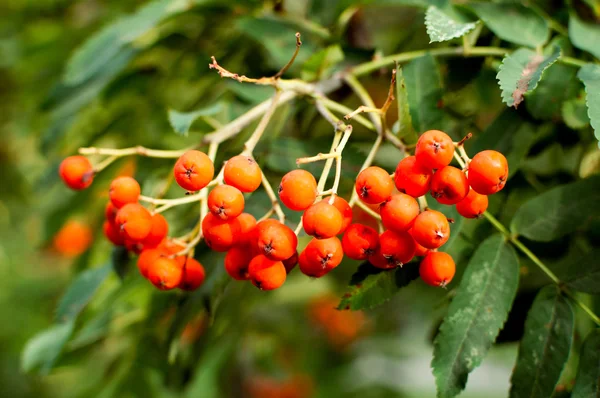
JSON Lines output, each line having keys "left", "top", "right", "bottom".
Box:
{"left": 242, "top": 90, "right": 282, "bottom": 155}
{"left": 92, "top": 155, "right": 118, "bottom": 173}
{"left": 354, "top": 199, "right": 382, "bottom": 220}
{"left": 79, "top": 146, "right": 188, "bottom": 158}
{"left": 261, "top": 171, "right": 286, "bottom": 223}
{"left": 329, "top": 125, "right": 353, "bottom": 202}
{"left": 344, "top": 74, "right": 383, "bottom": 134}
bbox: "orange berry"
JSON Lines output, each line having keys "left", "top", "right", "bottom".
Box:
{"left": 415, "top": 130, "right": 455, "bottom": 170}
{"left": 53, "top": 220, "right": 93, "bottom": 257}
{"left": 115, "top": 203, "right": 152, "bottom": 242}
{"left": 411, "top": 210, "right": 450, "bottom": 249}
{"left": 224, "top": 244, "right": 253, "bottom": 280}
{"left": 355, "top": 166, "right": 393, "bottom": 205}
{"left": 342, "top": 223, "right": 379, "bottom": 260}
{"left": 173, "top": 150, "right": 214, "bottom": 192}
{"left": 430, "top": 166, "right": 469, "bottom": 205}
{"left": 140, "top": 213, "right": 168, "bottom": 248}
{"left": 303, "top": 201, "right": 343, "bottom": 239}
{"left": 59, "top": 156, "right": 94, "bottom": 190}
{"left": 394, "top": 156, "right": 433, "bottom": 197}
{"left": 103, "top": 220, "right": 125, "bottom": 246}
{"left": 224, "top": 155, "right": 262, "bottom": 192}
{"left": 278, "top": 169, "right": 318, "bottom": 211}
{"left": 299, "top": 237, "right": 343, "bottom": 278}
{"left": 201, "top": 213, "right": 240, "bottom": 252}
{"left": 207, "top": 185, "right": 245, "bottom": 220}
{"left": 409, "top": 228, "right": 429, "bottom": 257}
{"left": 137, "top": 248, "right": 165, "bottom": 279}
{"left": 468, "top": 150, "right": 508, "bottom": 195}
{"left": 379, "top": 193, "right": 420, "bottom": 232}
{"left": 236, "top": 212, "right": 257, "bottom": 245}
{"left": 105, "top": 202, "right": 118, "bottom": 224}
{"left": 178, "top": 257, "right": 206, "bottom": 291}
{"left": 456, "top": 188, "right": 488, "bottom": 218}
{"left": 419, "top": 251, "right": 455, "bottom": 287}
{"left": 147, "top": 256, "right": 183, "bottom": 290}
{"left": 248, "top": 254, "right": 286, "bottom": 290}
{"left": 255, "top": 219, "right": 297, "bottom": 261}
{"left": 369, "top": 230, "right": 415, "bottom": 269}
{"left": 321, "top": 195, "right": 353, "bottom": 234}
{"left": 109, "top": 176, "right": 141, "bottom": 208}
{"left": 282, "top": 251, "right": 298, "bottom": 274}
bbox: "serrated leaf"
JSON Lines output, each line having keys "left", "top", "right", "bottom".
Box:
{"left": 338, "top": 262, "right": 420, "bottom": 311}
{"left": 395, "top": 66, "right": 418, "bottom": 144}
{"left": 432, "top": 234, "right": 519, "bottom": 398}
{"left": 526, "top": 64, "right": 579, "bottom": 120}
{"left": 562, "top": 96, "right": 591, "bottom": 130}
{"left": 571, "top": 329, "right": 600, "bottom": 398}
{"left": 21, "top": 321, "right": 75, "bottom": 374}
{"left": 55, "top": 264, "right": 112, "bottom": 323}
{"left": 468, "top": 3, "right": 549, "bottom": 48}
{"left": 168, "top": 102, "right": 224, "bottom": 136}
{"left": 569, "top": 14, "right": 600, "bottom": 60}
{"left": 404, "top": 54, "right": 446, "bottom": 132}
{"left": 497, "top": 47, "right": 561, "bottom": 108}
{"left": 511, "top": 175, "right": 600, "bottom": 242}
{"left": 560, "top": 248, "right": 600, "bottom": 294}
{"left": 509, "top": 286, "right": 574, "bottom": 398}
{"left": 577, "top": 64, "right": 600, "bottom": 143}
{"left": 425, "top": 6, "right": 478, "bottom": 43}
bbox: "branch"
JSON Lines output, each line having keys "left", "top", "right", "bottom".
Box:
{"left": 273, "top": 33, "right": 302, "bottom": 79}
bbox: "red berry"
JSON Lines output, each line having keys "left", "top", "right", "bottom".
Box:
{"left": 224, "top": 155, "right": 262, "bottom": 193}
{"left": 430, "top": 166, "right": 469, "bottom": 205}
{"left": 299, "top": 237, "right": 344, "bottom": 278}
{"left": 59, "top": 156, "right": 94, "bottom": 190}
{"left": 278, "top": 170, "right": 318, "bottom": 211}
{"left": 411, "top": 210, "right": 450, "bottom": 249}
{"left": 224, "top": 244, "right": 253, "bottom": 280}
{"left": 467, "top": 150, "right": 508, "bottom": 195}
{"left": 207, "top": 185, "right": 245, "bottom": 220}
{"left": 342, "top": 223, "right": 379, "bottom": 260}
{"left": 140, "top": 213, "right": 168, "bottom": 248}
{"left": 109, "top": 176, "right": 140, "bottom": 208}
{"left": 255, "top": 219, "right": 297, "bottom": 261}
{"left": 419, "top": 252, "right": 455, "bottom": 287}
{"left": 248, "top": 254, "right": 286, "bottom": 290}
{"left": 201, "top": 213, "right": 240, "bottom": 252}
{"left": 147, "top": 256, "right": 183, "bottom": 290}
{"left": 173, "top": 150, "right": 214, "bottom": 192}
{"left": 394, "top": 156, "right": 433, "bottom": 197}
{"left": 355, "top": 166, "right": 394, "bottom": 205}
{"left": 379, "top": 193, "right": 420, "bottom": 233}
{"left": 321, "top": 196, "right": 353, "bottom": 234}
{"left": 115, "top": 203, "right": 152, "bottom": 242}
{"left": 369, "top": 230, "right": 415, "bottom": 269}
{"left": 303, "top": 201, "right": 343, "bottom": 239}
{"left": 178, "top": 257, "right": 206, "bottom": 291}
{"left": 415, "top": 130, "right": 455, "bottom": 170}
{"left": 456, "top": 189, "right": 488, "bottom": 218}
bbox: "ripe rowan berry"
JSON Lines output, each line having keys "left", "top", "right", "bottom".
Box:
{"left": 59, "top": 156, "right": 94, "bottom": 190}
{"left": 355, "top": 166, "right": 393, "bottom": 205}
{"left": 103, "top": 220, "right": 125, "bottom": 246}
{"left": 255, "top": 219, "right": 297, "bottom": 261}
{"left": 379, "top": 193, "right": 420, "bottom": 233}
{"left": 109, "top": 176, "right": 141, "bottom": 208}
{"left": 53, "top": 220, "right": 93, "bottom": 257}
{"left": 105, "top": 202, "right": 118, "bottom": 224}
{"left": 224, "top": 244, "right": 253, "bottom": 280}
{"left": 394, "top": 156, "right": 433, "bottom": 197}
{"left": 321, "top": 196, "right": 353, "bottom": 234}
{"left": 369, "top": 230, "right": 415, "bottom": 269}
{"left": 456, "top": 188, "right": 488, "bottom": 218}
{"left": 137, "top": 248, "right": 165, "bottom": 279}
{"left": 173, "top": 150, "right": 214, "bottom": 192}
{"left": 282, "top": 251, "right": 298, "bottom": 274}
{"left": 140, "top": 213, "right": 168, "bottom": 248}
{"left": 430, "top": 166, "right": 469, "bottom": 205}
{"left": 178, "top": 257, "right": 206, "bottom": 291}
{"left": 299, "top": 237, "right": 343, "bottom": 278}
{"left": 115, "top": 203, "right": 152, "bottom": 242}
{"left": 411, "top": 210, "right": 450, "bottom": 249}
{"left": 147, "top": 256, "right": 183, "bottom": 290}
{"left": 236, "top": 212, "right": 257, "bottom": 245}
{"left": 467, "top": 150, "right": 508, "bottom": 195}
{"left": 342, "top": 223, "right": 379, "bottom": 260}
{"left": 415, "top": 130, "right": 455, "bottom": 170}
{"left": 303, "top": 201, "right": 343, "bottom": 239}
{"left": 278, "top": 169, "right": 318, "bottom": 211}
{"left": 201, "top": 213, "right": 240, "bottom": 252}
{"left": 208, "top": 185, "right": 245, "bottom": 220}
{"left": 419, "top": 251, "right": 455, "bottom": 287}
{"left": 224, "top": 155, "right": 262, "bottom": 193}
{"left": 248, "top": 254, "right": 286, "bottom": 290}
{"left": 408, "top": 228, "right": 429, "bottom": 257}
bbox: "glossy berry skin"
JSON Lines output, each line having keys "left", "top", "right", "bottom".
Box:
{"left": 303, "top": 201, "right": 343, "bottom": 239}
{"left": 224, "top": 245, "right": 253, "bottom": 280}
{"left": 342, "top": 224, "right": 379, "bottom": 260}
{"left": 415, "top": 130, "right": 455, "bottom": 170}
{"left": 224, "top": 155, "right": 262, "bottom": 192}
{"left": 201, "top": 213, "right": 240, "bottom": 252}
{"left": 105, "top": 202, "right": 118, "bottom": 224}
{"left": 255, "top": 219, "right": 297, "bottom": 261}
{"left": 59, "top": 156, "right": 94, "bottom": 190}
{"left": 236, "top": 213, "right": 257, "bottom": 245}
{"left": 430, "top": 166, "right": 469, "bottom": 205}
{"left": 103, "top": 220, "right": 125, "bottom": 246}
{"left": 178, "top": 257, "right": 206, "bottom": 291}
{"left": 379, "top": 193, "right": 420, "bottom": 233}
{"left": 369, "top": 230, "right": 415, "bottom": 269}
{"left": 468, "top": 150, "right": 509, "bottom": 195}
{"left": 355, "top": 166, "right": 394, "bottom": 205}
{"left": 208, "top": 185, "right": 245, "bottom": 220}
{"left": 109, "top": 176, "right": 140, "bottom": 208}
{"left": 411, "top": 210, "right": 450, "bottom": 249}
{"left": 321, "top": 196, "right": 353, "bottom": 234}
{"left": 54, "top": 220, "right": 93, "bottom": 257}
{"left": 248, "top": 254, "right": 286, "bottom": 290}
{"left": 282, "top": 251, "right": 298, "bottom": 274}
{"left": 278, "top": 169, "right": 317, "bottom": 211}
{"left": 419, "top": 251, "right": 455, "bottom": 287}
{"left": 394, "top": 156, "right": 433, "bottom": 198}
{"left": 140, "top": 213, "right": 168, "bottom": 248}
{"left": 173, "top": 150, "right": 214, "bottom": 192}
{"left": 147, "top": 256, "right": 183, "bottom": 290}
{"left": 115, "top": 203, "right": 152, "bottom": 242}
{"left": 137, "top": 248, "right": 165, "bottom": 279}
{"left": 456, "top": 189, "right": 488, "bottom": 218}
{"left": 299, "top": 237, "right": 343, "bottom": 278}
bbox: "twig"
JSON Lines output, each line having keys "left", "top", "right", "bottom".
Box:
{"left": 79, "top": 146, "right": 188, "bottom": 158}
{"left": 242, "top": 91, "right": 282, "bottom": 155}
{"left": 261, "top": 171, "right": 285, "bottom": 223}
{"left": 273, "top": 33, "right": 302, "bottom": 79}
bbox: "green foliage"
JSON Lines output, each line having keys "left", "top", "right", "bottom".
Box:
{"left": 21, "top": 321, "right": 74, "bottom": 375}
{"left": 571, "top": 329, "right": 600, "bottom": 398}
{"left": 561, "top": 248, "right": 600, "bottom": 295}
{"left": 578, "top": 64, "right": 600, "bottom": 142}
{"left": 404, "top": 54, "right": 445, "bottom": 132}
{"left": 425, "top": 6, "right": 478, "bottom": 43}
{"left": 569, "top": 14, "right": 600, "bottom": 60}
{"left": 168, "top": 103, "right": 224, "bottom": 136}
{"left": 394, "top": 66, "right": 418, "bottom": 143}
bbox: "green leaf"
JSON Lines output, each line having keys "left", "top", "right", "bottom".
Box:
{"left": 468, "top": 3, "right": 549, "bottom": 48}
{"left": 55, "top": 264, "right": 112, "bottom": 323}
{"left": 560, "top": 248, "right": 600, "bottom": 294}
{"left": 509, "top": 286, "right": 574, "bottom": 398}
{"left": 571, "top": 329, "right": 600, "bottom": 398}
{"left": 168, "top": 102, "right": 224, "bottom": 136}
{"left": 526, "top": 64, "right": 579, "bottom": 121}
{"left": 404, "top": 54, "right": 445, "bottom": 132}
{"left": 432, "top": 234, "right": 519, "bottom": 398}
{"left": 511, "top": 175, "right": 600, "bottom": 242}
{"left": 338, "top": 262, "right": 420, "bottom": 311}
{"left": 569, "top": 14, "right": 600, "bottom": 60}
{"left": 562, "top": 96, "right": 591, "bottom": 130}
{"left": 425, "top": 6, "right": 478, "bottom": 43}
{"left": 21, "top": 321, "right": 75, "bottom": 374}
{"left": 395, "top": 66, "right": 418, "bottom": 144}
{"left": 577, "top": 64, "right": 600, "bottom": 143}
{"left": 301, "top": 45, "right": 344, "bottom": 81}
{"left": 497, "top": 47, "right": 561, "bottom": 108}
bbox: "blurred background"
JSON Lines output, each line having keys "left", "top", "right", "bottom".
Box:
{"left": 1, "top": 0, "right": 598, "bottom": 397}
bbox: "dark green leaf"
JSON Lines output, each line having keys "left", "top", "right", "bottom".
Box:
{"left": 21, "top": 321, "right": 75, "bottom": 374}
{"left": 562, "top": 96, "right": 591, "bottom": 130}
{"left": 432, "top": 234, "right": 519, "bottom": 398}
{"left": 111, "top": 246, "right": 130, "bottom": 280}
{"left": 425, "top": 6, "right": 478, "bottom": 43}
{"left": 560, "top": 248, "right": 600, "bottom": 294}
{"left": 404, "top": 54, "right": 445, "bottom": 132}
{"left": 571, "top": 329, "right": 600, "bottom": 398}
{"left": 511, "top": 175, "right": 600, "bottom": 242}
{"left": 509, "top": 286, "right": 574, "bottom": 398}
{"left": 569, "top": 14, "right": 600, "bottom": 60}
{"left": 526, "top": 64, "right": 578, "bottom": 121}
{"left": 395, "top": 66, "right": 418, "bottom": 144}
{"left": 168, "top": 102, "right": 224, "bottom": 136}
{"left": 301, "top": 45, "right": 344, "bottom": 81}
{"left": 577, "top": 64, "right": 600, "bottom": 142}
